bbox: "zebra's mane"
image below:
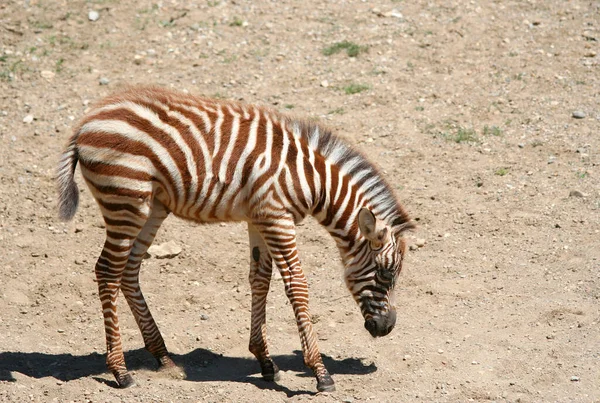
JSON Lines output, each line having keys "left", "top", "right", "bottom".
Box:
{"left": 288, "top": 118, "right": 413, "bottom": 233}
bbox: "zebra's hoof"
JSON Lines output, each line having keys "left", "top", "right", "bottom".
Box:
{"left": 158, "top": 356, "right": 186, "bottom": 380}
{"left": 261, "top": 360, "right": 280, "bottom": 382}
{"left": 116, "top": 373, "right": 137, "bottom": 388}
{"left": 317, "top": 374, "right": 335, "bottom": 392}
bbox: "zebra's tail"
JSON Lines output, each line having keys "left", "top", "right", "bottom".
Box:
{"left": 57, "top": 134, "right": 80, "bottom": 221}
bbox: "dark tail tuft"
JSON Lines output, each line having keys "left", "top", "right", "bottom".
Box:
{"left": 56, "top": 135, "right": 80, "bottom": 221}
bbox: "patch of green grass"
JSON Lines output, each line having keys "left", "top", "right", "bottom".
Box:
{"left": 0, "top": 70, "right": 11, "bottom": 82}
{"left": 576, "top": 171, "right": 588, "bottom": 179}
{"left": 495, "top": 167, "right": 509, "bottom": 176}
{"left": 0, "top": 55, "right": 7, "bottom": 63}
{"left": 0, "top": 58, "right": 25, "bottom": 82}
{"left": 230, "top": 17, "right": 244, "bottom": 27}
{"left": 55, "top": 58, "right": 65, "bottom": 73}
{"left": 32, "top": 20, "right": 54, "bottom": 30}
{"left": 159, "top": 19, "right": 175, "bottom": 27}
{"left": 415, "top": 105, "right": 424, "bottom": 111}
{"left": 323, "top": 41, "right": 367, "bottom": 57}
{"left": 328, "top": 107, "right": 345, "bottom": 115}
{"left": 138, "top": 4, "right": 159, "bottom": 13}
{"left": 452, "top": 127, "right": 478, "bottom": 143}
{"left": 284, "top": 104, "right": 294, "bottom": 110}
{"left": 483, "top": 125, "right": 503, "bottom": 136}
{"left": 434, "top": 122, "right": 479, "bottom": 144}
{"left": 207, "top": 0, "right": 220, "bottom": 6}
{"left": 343, "top": 83, "right": 370, "bottom": 95}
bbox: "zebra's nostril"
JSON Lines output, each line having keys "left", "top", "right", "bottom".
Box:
{"left": 364, "top": 319, "right": 377, "bottom": 337}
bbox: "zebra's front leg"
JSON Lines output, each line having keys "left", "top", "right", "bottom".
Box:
{"left": 253, "top": 220, "right": 335, "bottom": 392}
{"left": 247, "top": 224, "right": 280, "bottom": 382}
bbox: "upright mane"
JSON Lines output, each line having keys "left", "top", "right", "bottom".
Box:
{"left": 287, "top": 118, "right": 413, "bottom": 233}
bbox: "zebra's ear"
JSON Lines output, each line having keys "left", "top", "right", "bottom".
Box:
{"left": 358, "top": 208, "right": 389, "bottom": 248}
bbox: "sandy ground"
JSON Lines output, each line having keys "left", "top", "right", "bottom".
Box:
{"left": 1, "top": 0, "right": 599, "bottom": 402}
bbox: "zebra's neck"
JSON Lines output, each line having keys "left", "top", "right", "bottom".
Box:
{"left": 289, "top": 120, "right": 409, "bottom": 262}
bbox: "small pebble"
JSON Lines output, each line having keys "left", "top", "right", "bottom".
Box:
{"left": 415, "top": 238, "right": 426, "bottom": 247}
{"left": 572, "top": 110, "right": 586, "bottom": 119}
{"left": 99, "top": 77, "right": 110, "bottom": 86}
{"left": 437, "top": 349, "right": 444, "bottom": 354}
{"left": 200, "top": 314, "right": 209, "bottom": 320}
{"left": 88, "top": 10, "right": 100, "bottom": 21}
{"left": 40, "top": 70, "right": 55, "bottom": 80}
{"left": 320, "top": 80, "right": 329, "bottom": 88}
{"left": 23, "top": 114, "right": 34, "bottom": 124}
{"left": 343, "top": 398, "right": 354, "bottom": 403}
{"left": 403, "top": 354, "right": 411, "bottom": 361}
{"left": 571, "top": 376, "right": 580, "bottom": 382}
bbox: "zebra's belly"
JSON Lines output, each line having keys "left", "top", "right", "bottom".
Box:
{"left": 156, "top": 174, "right": 251, "bottom": 223}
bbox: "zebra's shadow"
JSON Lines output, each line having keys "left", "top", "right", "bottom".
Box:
{"left": 0, "top": 348, "right": 377, "bottom": 396}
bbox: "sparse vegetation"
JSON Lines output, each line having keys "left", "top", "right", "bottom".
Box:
{"left": 328, "top": 107, "right": 345, "bottom": 115}
{"left": 55, "top": 58, "right": 65, "bottom": 73}
{"left": 433, "top": 122, "right": 479, "bottom": 143}
{"left": 230, "top": 17, "right": 244, "bottom": 27}
{"left": 483, "top": 125, "right": 503, "bottom": 136}
{"left": 495, "top": 167, "right": 509, "bottom": 176}
{"left": 323, "top": 41, "right": 367, "bottom": 57}
{"left": 343, "top": 83, "right": 370, "bottom": 95}
{"left": 454, "top": 127, "right": 478, "bottom": 143}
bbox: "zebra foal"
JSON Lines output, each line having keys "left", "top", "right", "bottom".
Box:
{"left": 57, "top": 86, "right": 414, "bottom": 392}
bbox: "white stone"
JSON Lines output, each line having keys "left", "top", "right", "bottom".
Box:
{"left": 40, "top": 70, "right": 55, "bottom": 80}
{"left": 88, "top": 10, "right": 100, "bottom": 21}
{"left": 148, "top": 241, "right": 182, "bottom": 259}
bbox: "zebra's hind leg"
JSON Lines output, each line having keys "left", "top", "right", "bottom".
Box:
{"left": 120, "top": 199, "right": 185, "bottom": 380}
{"left": 247, "top": 224, "right": 281, "bottom": 382}
{"left": 95, "top": 198, "right": 149, "bottom": 388}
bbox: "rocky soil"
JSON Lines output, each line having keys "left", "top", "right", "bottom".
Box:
{"left": 1, "top": 0, "right": 599, "bottom": 402}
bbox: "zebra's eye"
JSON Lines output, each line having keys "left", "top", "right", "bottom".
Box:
{"left": 378, "top": 269, "right": 394, "bottom": 283}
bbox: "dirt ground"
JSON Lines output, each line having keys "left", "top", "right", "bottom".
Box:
{"left": 1, "top": 0, "right": 599, "bottom": 402}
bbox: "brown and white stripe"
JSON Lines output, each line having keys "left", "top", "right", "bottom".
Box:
{"left": 57, "top": 86, "right": 414, "bottom": 392}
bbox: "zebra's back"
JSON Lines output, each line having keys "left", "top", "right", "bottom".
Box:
{"left": 74, "top": 86, "right": 288, "bottom": 223}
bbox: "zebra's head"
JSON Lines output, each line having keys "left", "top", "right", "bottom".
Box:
{"left": 345, "top": 207, "right": 408, "bottom": 338}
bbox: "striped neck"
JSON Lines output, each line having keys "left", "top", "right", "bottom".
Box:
{"left": 288, "top": 120, "right": 411, "bottom": 262}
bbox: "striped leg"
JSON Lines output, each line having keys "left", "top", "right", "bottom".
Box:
{"left": 253, "top": 219, "right": 335, "bottom": 392}
{"left": 247, "top": 224, "right": 280, "bottom": 382}
{"left": 120, "top": 200, "right": 184, "bottom": 379}
{"left": 95, "top": 202, "right": 148, "bottom": 388}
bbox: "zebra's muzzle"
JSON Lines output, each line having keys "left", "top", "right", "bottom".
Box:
{"left": 364, "top": 308, "right": 396, "bottom": 337}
